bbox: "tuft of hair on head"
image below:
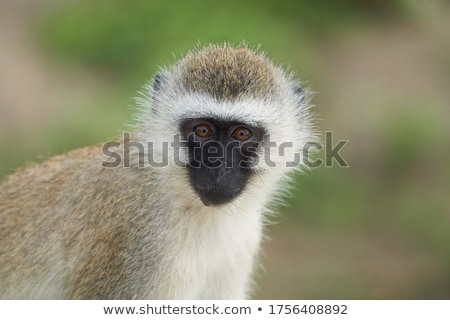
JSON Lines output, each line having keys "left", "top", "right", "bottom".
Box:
{"left": 178, "top": 43, "right": 282, "bottom": 101}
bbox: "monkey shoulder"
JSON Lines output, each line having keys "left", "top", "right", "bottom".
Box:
{"left": 0, "top": 144, "right": 157, "bottom": 220}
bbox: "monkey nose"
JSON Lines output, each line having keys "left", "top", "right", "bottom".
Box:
{"left": 196, "top": 186, "right": 242, "bottom": 207}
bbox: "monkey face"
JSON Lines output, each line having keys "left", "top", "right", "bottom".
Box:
{"left": 181, "top": 118, "right": 264, "bottom": 206}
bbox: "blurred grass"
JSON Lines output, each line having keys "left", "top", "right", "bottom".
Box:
{"left": 1, "top": 0, "right": 450, "bottom": 299}
{"left": 36, "top": 0, "right": 379, "bottom": 79}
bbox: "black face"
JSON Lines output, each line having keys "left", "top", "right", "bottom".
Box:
{"left": 180, "top": 118, "right": 264, "bottom": 206}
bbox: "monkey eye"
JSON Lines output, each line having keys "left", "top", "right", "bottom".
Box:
{"left": 232, "top": 127, "right": 252, "bottom": 141}
{"left": 194, "top": 124, "right": 213, "bottom": 138}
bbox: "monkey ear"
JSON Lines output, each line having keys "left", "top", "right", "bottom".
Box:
{"left": 153, "top": 73, "right": 164, "bottom": 92}
{"left": 292, "top": 84, "right": 305, "bottom": 104}
{"left": 151, "top": 73, "right": 166, "bottom": 111}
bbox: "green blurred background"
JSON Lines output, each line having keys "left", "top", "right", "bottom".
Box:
{"left": 1, "top": 0, "right": 449, "bottom": 299}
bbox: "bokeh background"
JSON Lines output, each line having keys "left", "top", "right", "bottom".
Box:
{"left": 1, "top": 0, "right": 449, "bottom": 299}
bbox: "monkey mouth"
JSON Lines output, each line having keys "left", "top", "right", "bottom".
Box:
{"left": 196, "top": 186, "right": 242, "bottom": 206}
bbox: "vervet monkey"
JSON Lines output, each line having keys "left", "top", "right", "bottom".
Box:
{"left": 0, "top": 44, "right": 316, "bottom": 299}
